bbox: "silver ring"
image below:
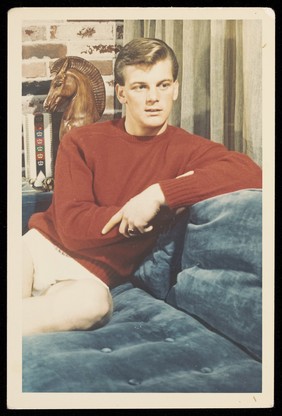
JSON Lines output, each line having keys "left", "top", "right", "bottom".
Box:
{"left": 128, "top": 228, "right": 137, "bottom": 236}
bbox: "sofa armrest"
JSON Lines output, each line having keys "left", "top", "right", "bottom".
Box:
{"left": 167, "top": 189, "right": 262, "bottom": 359}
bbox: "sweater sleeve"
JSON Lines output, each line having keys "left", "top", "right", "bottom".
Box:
{"left": 49, "top": 133, "right": 125, "bottom": 251}
{"left": 159, "top": 139, "right": 262, "bottom": 209}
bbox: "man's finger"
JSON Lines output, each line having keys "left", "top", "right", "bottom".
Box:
{"left": 143, "top": 225, "right": 153, "bottom": 233}
{"left": 175, "top": 207, "right": 187, "bottom": 216}
{"left": 101, "top": 211, "right": 123, "bottom": 234}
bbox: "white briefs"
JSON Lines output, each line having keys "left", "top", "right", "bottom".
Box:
{"left": 23, "top": 229, "right": 108, "bottom": 296}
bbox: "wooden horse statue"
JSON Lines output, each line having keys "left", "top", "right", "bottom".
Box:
{"left": 44, "top": 56, "right": 106, "bottom": 141}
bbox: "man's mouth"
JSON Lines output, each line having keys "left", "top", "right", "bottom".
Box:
{"left": 145, "top": 109, "right": 162, "bottom": 113}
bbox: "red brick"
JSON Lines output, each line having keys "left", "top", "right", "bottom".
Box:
{"left": 89, "top": 60, "right": 113, "bottom": 76}
{"left": 80, "top": 43, "right": 122, "bottom": 56}
{"left": 46, "top": 58, "right": 112, "bottom": 78}
{"left": 50, "top": 22, "right": 114, "bottom": 41}
{"left": 22, "top": 26, "right": 46, "bottom": 42}
{"left": 22, "top": 44, "right": 67, "bottom": 60}
{"left": 22, "top": 62, "right": 47, "bottom": 78}
{"left": 22, "top": 95, "right": 46, "bottom": 114}
{"left": 106, "top": 95, "right": 114, "bottom": 111}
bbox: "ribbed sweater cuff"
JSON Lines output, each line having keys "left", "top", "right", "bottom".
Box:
{"left": 159, "top": 177, "right": 193, "bottom": 209}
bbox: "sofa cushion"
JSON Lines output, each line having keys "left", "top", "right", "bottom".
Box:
{"left": 133, "top": 210, "right": 190, "bottom": 299}
{"left": 166, "top": 189, "right": 262, "bottom": 359}
{"left": 22, "top": 283, "right": 261, "bottom": 392}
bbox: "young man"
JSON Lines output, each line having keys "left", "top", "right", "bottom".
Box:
{"left": 22, "top": 38, "right": 262, "bottom": 335}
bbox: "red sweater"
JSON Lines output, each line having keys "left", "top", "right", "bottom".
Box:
{"left": 29, "top": 118, "right": 262, "bottom": 287}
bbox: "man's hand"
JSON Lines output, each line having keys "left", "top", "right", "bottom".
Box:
{"left": 101, "top": 170, "right": 194, "bottom": 237}
{"left": 101, "top": 184, "right": 165, "bottom": 237}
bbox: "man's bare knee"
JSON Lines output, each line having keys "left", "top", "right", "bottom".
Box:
{"left": 92, "top": 287, "right": 113, "bottom": 329}
{"left": 22, "top": 278, "right": 112, "bottom": 335}
{"left": 72, "top": 279, "right": 112, "bottom": 330}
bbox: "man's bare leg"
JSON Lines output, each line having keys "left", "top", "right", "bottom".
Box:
{"left": 22, "top": 241, "right": 113, "bottom": 336}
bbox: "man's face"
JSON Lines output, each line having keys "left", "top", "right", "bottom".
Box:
{"left": 116, "top": 58, "right": 179, "bottom": 136}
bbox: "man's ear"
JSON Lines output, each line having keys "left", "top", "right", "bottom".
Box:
{"left": 173, "top": 80, "right": 179, "bottom": 101}
{"left": 115, "top": 84, "right": 127, "bottom": 104}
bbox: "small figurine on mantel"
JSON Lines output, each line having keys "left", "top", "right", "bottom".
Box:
{"left": 44, "top": 56, "right": 106, "bottom": 141}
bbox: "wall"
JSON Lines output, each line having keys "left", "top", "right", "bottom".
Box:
{"left": 22, "top": 19, "right": 123, "bottom": 117}
{"left": 22, "top": 19, "right": 124, "bottom": 178}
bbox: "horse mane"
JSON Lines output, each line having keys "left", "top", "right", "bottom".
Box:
{"left": 50, "top": 56, "right": 106, "bottom": 118}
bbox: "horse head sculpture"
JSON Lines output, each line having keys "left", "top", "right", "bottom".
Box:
{"left": 44, "top": 56, "right": 106, "bottom": 140}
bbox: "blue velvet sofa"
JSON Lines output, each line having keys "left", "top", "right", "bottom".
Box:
{"left": 22, "top": 189, "right": 262, "bottom": 392}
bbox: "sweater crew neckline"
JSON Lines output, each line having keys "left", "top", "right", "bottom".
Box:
{"left": 113, "top": 117, "right": 173, "bottom": 144}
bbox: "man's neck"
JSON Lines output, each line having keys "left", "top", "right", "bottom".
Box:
{"left": 124, "top": 119, "right": 168, "bottom": 136}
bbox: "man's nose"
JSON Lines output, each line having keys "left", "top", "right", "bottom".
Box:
{"left": 146, "top": 87, "right": 159, "bottom": 102}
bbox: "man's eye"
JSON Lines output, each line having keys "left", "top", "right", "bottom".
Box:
{"left": 159, "top": 83, "right": 170, "bottom": 90}
{"left": 134, "top": 85, "right": 146, "bottom": 90}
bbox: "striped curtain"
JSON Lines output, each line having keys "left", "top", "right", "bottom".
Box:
{"left": 123, "top": 20, "right": 262, "bottom": 166}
